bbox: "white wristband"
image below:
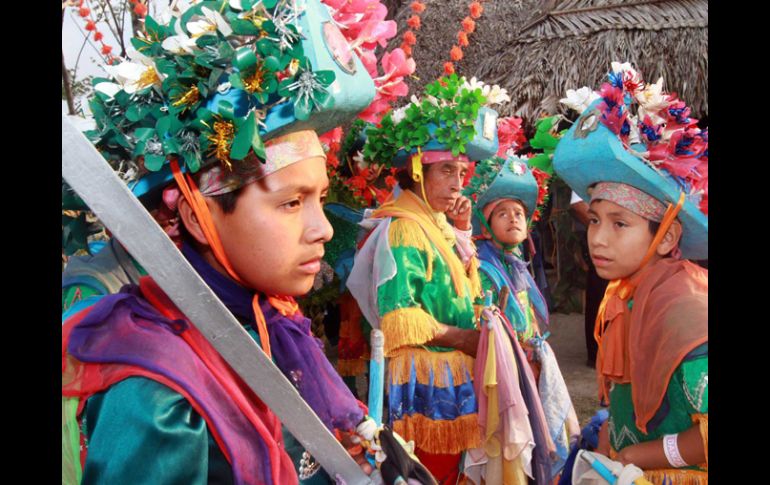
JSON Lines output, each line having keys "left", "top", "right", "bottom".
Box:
{"left": 662, "top": 433, "right": 689, "bottom": 468}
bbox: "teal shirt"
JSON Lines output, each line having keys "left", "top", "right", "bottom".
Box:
{"left": 81, "top": 324, "right": 332, "bottom": 484}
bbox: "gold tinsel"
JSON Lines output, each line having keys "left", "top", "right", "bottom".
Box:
{"left": 207, "top": 119, "right": 235, "bottom": 169}
{"left": 172, "top": 85, "right": 200, "bottom": 109}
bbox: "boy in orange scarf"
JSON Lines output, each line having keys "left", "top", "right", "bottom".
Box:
{"left": 553, "top": 61, "right": 708, "bottom": 484}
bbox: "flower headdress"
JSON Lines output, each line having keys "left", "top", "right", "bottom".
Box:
{"left": 561, "top": 61, "right": 708, "bottom": 215}
{"left": 85, "top": 0, "right": 374, "bottom": 188}
{"left": 362, "top": 73, "right": 507, "bottom": 167}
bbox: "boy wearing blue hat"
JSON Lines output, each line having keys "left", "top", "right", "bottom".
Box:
{"left": 62, "top": 1, "right": 379, "bottom": 483}
{"left": 464, "top": 148, "right": 580, "bottom": 482}
{"left": 554, "top": 62, "right": 707, "bottom": 484}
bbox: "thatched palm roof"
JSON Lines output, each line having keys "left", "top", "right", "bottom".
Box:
{"left": 383, "top": 0, "right": 708, "bottom": 122}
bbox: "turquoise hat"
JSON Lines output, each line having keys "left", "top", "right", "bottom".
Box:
{"left": 553, "top": 68, "right": 708, "bottom": 260}
{"left": 466, "top": 155, "right": 539, "bottom": 237}
{"left": 85, "top": 0, "right": 376, "bottom": 202}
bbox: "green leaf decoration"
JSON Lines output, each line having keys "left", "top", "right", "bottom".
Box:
{"left": 528, "top": 154, "right": 553, "bottom": 174}
{"left": 230, "top": 112, "right": 259, "bottom": 160}
{"left": 134, "top": 127, "right": 156, "bottom": 142}
{"left": 182, "top": 150, "right": 201, "bottom": 173}
{"left": 144, "top": 153, "right": 166, "bottom": 171}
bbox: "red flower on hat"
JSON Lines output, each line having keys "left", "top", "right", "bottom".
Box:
{"left": 134, "top": 2, "right": 148, "bottom": 16}
{"left": 444, "top": 62, "right": 455, "bottom": 75}
{"left": 411, "top": 1, "right": 426, "bottom": 13}
{"left": 496, "top": 117, "right": 526, "bottom": 156}
{"left": 531, "top": 168, "right": 551, "bottom": 206}
{"left": 469, "top": 2, "right": 484, "bottom": 19}
{"left": 407, "top": 15, "right": 421, "bottom": 30}
{"left": 450, "top": 46, "right": 464, "bottom": 61}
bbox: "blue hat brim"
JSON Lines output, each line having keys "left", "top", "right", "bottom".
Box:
{"left": 553, "top": 101, "right": 708, "bottom": 260}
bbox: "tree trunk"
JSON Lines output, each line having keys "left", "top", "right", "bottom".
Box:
{"left": 62, "top": 50, "right": 76, "bottom": 115}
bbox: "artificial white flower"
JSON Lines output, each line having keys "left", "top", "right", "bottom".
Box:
{"left": 635, "top": 77, "right": 668, "bottom": 123}
{"left": 93, "top": 81, "right": 122, "bottom": 99}
{"left": 103, "top": 50, "right": 165, "bottom": 94}
{"left": 559, "top": 86, "right": 600, "bottom": 113}
{"left": 391, "top": 105, "right": 408, "bottom": 124}
{"left": 187, "top": 6, "right": 233, "bottom": 39}
{"left": 611, "top": 61, "right": 634, "bottom": 74}
{"left": 461, "top": 76, "right": 485, "bottom": 92}
{"left": 485, "top": 84, "right": 510, "bottom": 105}
{"left": 410, "top": 94, "right": 421, "bottom": 105}
{"left": 162, "top": 20, "right": 198, "bottom": 54}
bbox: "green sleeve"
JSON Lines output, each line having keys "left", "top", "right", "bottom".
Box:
{"left": 82, "top": 377, "right": 232, "bottom": 485}
{"left": 677, "top": 351, "right": 708, "bottom": 414}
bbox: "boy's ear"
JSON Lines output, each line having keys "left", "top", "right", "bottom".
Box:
{"left": 177, "top": 194, "right": 210, "bottom": 247}
{"left": 656, "top": 219, "right": 683, "bottom": 256}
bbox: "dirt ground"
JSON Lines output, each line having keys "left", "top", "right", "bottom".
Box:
{"left": 546, "top": 312, "right": 603, "bottom": 426}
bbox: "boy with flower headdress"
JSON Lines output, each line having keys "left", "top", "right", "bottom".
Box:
{"left": 62, "top": 1, "right": 381, "bottom": 482}
{"left": 346, "top": 74, "right": 508, "bottom": 483}
{"left": 553, "top": 61, "right": 708, "bottom": 484}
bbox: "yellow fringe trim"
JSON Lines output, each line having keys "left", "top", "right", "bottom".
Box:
{"left": 388, "top": 346, "right": 475, "bottom": 387}
{"left": 389, "top": 218, "right": 434, "bottom": 281}
{"left": 393, "top": 412, "right": 481, "bottom": 455}
{"left": 642, "top": 469, "right": 708, "bottom": 485}
{"left": 381, "top": 307, "right": 441, "bottom": 355}
{"left": 337, "top": 357, "right": 369, "bottom": 377}
{"left": 467, "top": 255, "right": 483, "bottom": 299}
{"left": 692, "top": 413, "right": 708, "bottom": 467}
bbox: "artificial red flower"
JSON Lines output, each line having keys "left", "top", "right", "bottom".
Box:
{"left": 350, "top": 175, "right": 368, "bottom": 190}
{"left": 461, "top": 17, "right": 475, "bottom": 33}
{"left": 400, "top": 43, "right": 412, "bottom": 57}
{"left": 85, "top": 20, "right": 96, "bottom": 31}
{"left": 94, "top": 31, "right": 103, "bottom": 41}
{"left": 444, "top": 62, "right": 455, "bottom": 75}
{"left": 403, "top": 30, "right": 417, "bottom": 46}
{"left": 532, "top": 209, "right": 541, "bottom": 222}
{"left": 495, "top": 116, "right": 526, "bottom": 156}
{"left": 469, "top": 1, "right": 483, "bottom": 19}
{"left": 407, "top": 15, "right": 421, "bottom": 29}
{"left": 134, "top": 2, "right": 148, "bottom": 16}
{"left": 457, "top": 31, "right": 469, "bottom": 47}
{"left": 450, "top": 46, "right": 463, "bottom": 61}
{"left": 385, "top": 175, "right": 397, "bottom": 188}
{"left": 78, "top": 7, "right": 90, "bottom": 17}
{"left": 410, "top": 1, "right": 426, "bottom": 13}
{"left": 101, "top": 44, "right": 113, "bottom": 55}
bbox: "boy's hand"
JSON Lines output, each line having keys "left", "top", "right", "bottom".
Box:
{"left": 596, "top": 420, "right": 610, "bottom": 456}
{"left": 447, "top": 196, "right": 472, "bottom": 231}
{"left": 340, "top": 431, "right": 374, "bottom": 475}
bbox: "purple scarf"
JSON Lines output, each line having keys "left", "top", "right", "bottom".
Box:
{"left": 67, "top": 287, "right": 280, "bottom": 485}
{"left": 180, "top": 243, "right": 364, "bottom": 431}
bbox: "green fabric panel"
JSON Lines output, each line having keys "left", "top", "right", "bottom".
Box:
{"left": 477, "top": 270, "right": 499, "bottom": 306}
{"left": 62, "top": 284, "right": 102, "bottom": 313}
{"left": 608, "top": 345, "right": 708, "bottom": 470}
{"left": 377, "top": 242, "right": 476, "bottom": 352}
{"left": 82, "top": 377, "right": 232, "bottom": 485}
